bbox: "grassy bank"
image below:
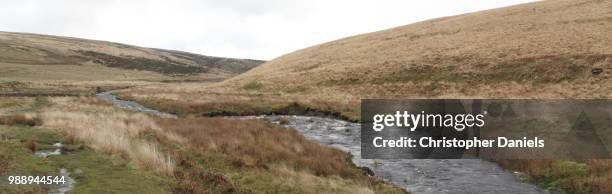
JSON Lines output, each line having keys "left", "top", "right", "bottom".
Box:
{"left": 1, "top": 97, "right": 172, "bottom": 193}
{"left": 1, "top": 96, "right": 404, "bottom": 193}
{"left": 0, "top": 122, "right": 170, "bottom": 193}
{"left": 498, "top": 160, "right": 612, "bottom": 194}
{"left": 157, "top": 117, "right": 403, "bottom": 193}
{"left": 116, "top": 83, "right": 361, "bottom": 121}
{"left": 119, "top": 93, "right": 358, "bottom": 122}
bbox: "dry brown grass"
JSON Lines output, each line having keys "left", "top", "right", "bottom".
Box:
{"left": 171, "top": 164, "right": 238, "bottom": 194}
{"left": 157, "top": 117, "right": 357, "bottom": 177}
{"left": 221, "top": 0, "right": 612, "bottom": 95}
{"left": 270, "top": 165, "right": 375, "bottom": 194}
{"left": 157, "top": 117, "right": 403, "bottom": 193}
{"left": 39, "top": 97, "right": 179, "bottom": 176}
{"left": 497, "top": 159, "right": 612, "bottom": 193}
{"left": 0, "top": 157, "right": 7, "bottom": 174}
{"left": 120, "top": 82, "right": 361, "bottom": 120}
{"left": 0, "top": 113, "right": 41, "bottom": 126}
{"left": 23, "top": 139, "right": 37, "bottom": 153}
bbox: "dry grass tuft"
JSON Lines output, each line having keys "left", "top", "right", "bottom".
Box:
{"left": 157, "top": 117, "right": 357, "bottom": 177}
{"left": 131, "top": 142, "right": 175, "bottom": 176}
{"left": 172, "top": 165, "right": 237, "bottom": 194}
{"left": 158, "top": 117, "right": 402, "bottom": 193}
{"left": 0, "top": 113, "right": 41, "bottom": 126}
{"left": 271, "top": 165, "right": 375, "bottom": 194}
{"left": 40, "top": 97, "right": 177, "bottom": 176}
{"left": 498, "top": 159, "right": 612, "bottom": 193}
{"left": 23, "top": 139, "right": 36, "bottom": 153}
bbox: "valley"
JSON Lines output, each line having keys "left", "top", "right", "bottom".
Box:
{"left": 2, "top": 0, "right": 612, "bottom": 193}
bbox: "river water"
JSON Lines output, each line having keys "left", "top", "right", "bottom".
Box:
{"left": 96, "top": 91, "right": 177, "bottom": 118}
{"left": 245, "top": 115, "right": 546, "bottom": 194}
{"left": 97, "top": 91, "right": 547, "bottom": 194}
{"left": 33, "top": 143, "right": 76, "bottom": 194}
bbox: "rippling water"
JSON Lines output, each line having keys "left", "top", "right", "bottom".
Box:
{"left": 246, "top": 115, "right": 547, "bottom": 194}
{"left": 33, "top": 143, "right": 75, "bottom": 194}
{"left": 96, "top": 91, "right": 177, "bottom": 118}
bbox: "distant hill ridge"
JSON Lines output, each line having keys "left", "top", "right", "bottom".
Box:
{"left": 0, "top": 31, "right": 263, "bottom": 76}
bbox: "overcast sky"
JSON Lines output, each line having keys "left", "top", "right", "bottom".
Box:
{"left": 0, "top": 0, "right": 535, "bottom": 60}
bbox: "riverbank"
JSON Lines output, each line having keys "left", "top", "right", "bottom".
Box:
{"left": 102, "top": 91, "right": 549, "bottom": 193}
{"left": 117, "top": 86, "right": 612, "bottom": 193}
{"left": 115, "top": 92, "right": 359, "bottom": 122}
{"left": 99, "top": 91, "right": 406, "bottom": 193}
{"left": 3, "top": 94, "right": 404, "bottom": 193}
{"left": 0, "top": 97, "right": 170, "bottom": 193}
{"left": 244, "top": 115, "right": 548, "bottom": 194}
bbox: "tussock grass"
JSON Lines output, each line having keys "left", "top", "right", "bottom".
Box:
{"left": 270, "top": 165, "right": 375, "bottom": 194}
{"left": 132, "top": 142, "right": 175, "bottom": 176}
{"left": 241, "top": 81, "right": 264, "bottom": 90}
{"left": 158, "top": 117, "right": 356, "bottom": 176}
{"left": 120, "top": 83, "right": 360, "bottom": 120}
{"left": 23, "top": 139, "right": 36, "bottom": 152}
{"left": 40, "top": 97, "right": 178, "bottom": 176}
{"left": 0, "top": 113, "right": 41, "bottom": 126}
{"left": 157, "top": 117, "right": 404, "bottom": 193}
{"left": 0, "top": 151, "right": 7, "bottom": 173}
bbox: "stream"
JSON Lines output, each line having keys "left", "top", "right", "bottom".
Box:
{"left": 246, "top": 115, "right": 547, "bottom": 194}
{"left": 97, "top": 91, "right": 547, "bottom": 194}
{"left": 33, "top": 143, "right": 76, "bottom": 194}
{"left": 96, "top": 91, "right": 177, "bottom": 118}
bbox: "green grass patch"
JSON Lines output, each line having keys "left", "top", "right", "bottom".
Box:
{"left": 371, "top": 66, "right": 467, "bottom": 84}
{"left": 0, "top": 125, "right": 171, "bottom": 193}
{"left": 318, "top": 78, "right": 363, "bottom": 86}
{"left": 498, "top": 159, "right": 612, "bottom": 194}
{"left": 527, "top": 161, "right": 593, "bottom": 193}
{"left": 284, "top": 86, "right": 308, "bottom": 93}
{"left": 242, "top": 81, "right": 264, "bottom": 90}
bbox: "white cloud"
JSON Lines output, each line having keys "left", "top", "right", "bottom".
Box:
{"left": 0, "top": 0, "right": 535, "bottom": 60}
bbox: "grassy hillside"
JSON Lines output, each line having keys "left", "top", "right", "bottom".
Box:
{"left": 122, "top": 0, "right": 611, "bottom": 120}
{"left": 222, "top": 0, "right": 610, "bottom": 98}
{"left": 0, "top": 31, "right": 263, "bottom": 81}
